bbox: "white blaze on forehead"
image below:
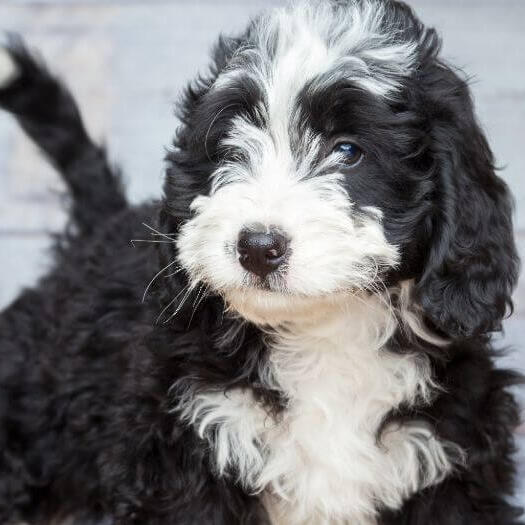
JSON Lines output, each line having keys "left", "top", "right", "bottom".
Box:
{"left": 218, "top": 0, "right": 418, "bottom": 108}
{"left": 258, "top": 0, "right": 417, "bottom": 108}
{"left": 257, "top": 8, "right": 330, "bottom": 143}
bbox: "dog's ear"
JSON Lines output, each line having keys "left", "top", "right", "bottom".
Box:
{"left": 157, "top": 34, "right": 247, "bottom": 280}
{"left": 162, "top": 33, "right": 247, "bottom": 222}
{"left": 415, "top": 63, "right": 519, "bottom": 339}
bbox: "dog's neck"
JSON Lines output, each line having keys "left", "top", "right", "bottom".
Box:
{"left": 179, "top": 288, "right": 459, "bottom": 524}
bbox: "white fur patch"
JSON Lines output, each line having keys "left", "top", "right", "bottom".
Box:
{"left": 397, "top": 280, "right": 450, "bottom": 347}
{"left": 218, "top": 0, "right": 417, "bottom": 99}
{"left": 0, "top": 46, "right": 18, "bottom": 88}
{"left": 177, "top": 291, "right": 463, "bottom": 524}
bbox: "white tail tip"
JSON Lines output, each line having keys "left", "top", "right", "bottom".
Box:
{"left": 0, "top": 46, "right": 18, "bottom": 88}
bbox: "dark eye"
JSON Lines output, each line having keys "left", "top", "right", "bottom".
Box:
{"left": 332, "top": 141, "right": 363, "bottom": 167}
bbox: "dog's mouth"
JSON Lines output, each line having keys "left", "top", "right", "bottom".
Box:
{"left": 240, "top": 271, "right": 289, "bottom": 293}
{"left": 223, "top": 284, "right": 357, "bottom": 326}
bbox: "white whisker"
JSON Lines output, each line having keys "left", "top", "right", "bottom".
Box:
{"left": 131, "top": 239, "right": 176, "bottom": 246}
{"left": 142, "top": 222, "right": 177, "bottom": 242}
{"left": 142, "top": 259, "right": 181, "bottom": 303}
{"left": 155, "top": 285, "right": 190, "bottom": 324}
{"left": 187, "top": 284, "right": 209, "bottom": 328}
{"left": 163, "top": 285, "right": 195, "bottom": 324}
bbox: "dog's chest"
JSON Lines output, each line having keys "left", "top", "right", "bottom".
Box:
{"left": 181, "top": 308, "right": 454, "bottom": 524}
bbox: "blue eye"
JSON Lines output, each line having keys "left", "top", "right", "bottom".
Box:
{"left": 332, "top": 141, "right": 363, "bottom": 166}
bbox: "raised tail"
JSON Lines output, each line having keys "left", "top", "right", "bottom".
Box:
{"left": 0, "top": 35, "right": 127, "bottom": 234}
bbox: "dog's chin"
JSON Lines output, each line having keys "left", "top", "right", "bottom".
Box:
{"left": 223, "top": 286, "right": 355, "bottom": 326}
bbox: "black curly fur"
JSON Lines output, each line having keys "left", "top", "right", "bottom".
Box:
{"left": 0, "top": 35, "right": 127, "bottom": 235}
{"left": 0, "top": 1, "right": 523, "bottom": 524}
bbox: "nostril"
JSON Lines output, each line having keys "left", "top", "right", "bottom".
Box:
{"left": 265, "top": 236, "right": 287, "bottom": 261}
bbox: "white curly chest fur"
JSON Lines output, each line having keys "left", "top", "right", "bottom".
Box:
{"left": 178, "top": 294, "right": 461, "bottom": 525}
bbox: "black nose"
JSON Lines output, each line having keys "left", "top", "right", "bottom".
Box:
{"left": 237, "top": 230, "right": 288, "bottom": 279}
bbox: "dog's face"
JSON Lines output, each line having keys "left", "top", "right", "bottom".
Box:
{"left": 165, "top": 0, "right": 518, "bottom": 334}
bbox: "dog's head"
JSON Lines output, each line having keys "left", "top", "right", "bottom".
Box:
{"left": 161, "top": 0, "right": 518, "bottom": 337}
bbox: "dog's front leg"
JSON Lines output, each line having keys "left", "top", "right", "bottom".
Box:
{"left": 96, "top": 379, "right": 269, "bottom": 525}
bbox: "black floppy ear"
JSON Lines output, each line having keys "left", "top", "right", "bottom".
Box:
{"left": 157, "top": 33, "right": 247, "bottom": 283}
{"left": 415, "top": 63, "right": 519, "bottom": 339}
{"left": 163, "top": 32, "right": 247, "bottom": 221}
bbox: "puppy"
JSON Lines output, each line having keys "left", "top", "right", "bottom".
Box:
{"left": 0, "top": 1, "right": 522, "bottom": 524}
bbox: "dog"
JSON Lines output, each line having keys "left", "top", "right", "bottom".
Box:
{"left": 0, "top": 0, "right": 523, "bottom": 523}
